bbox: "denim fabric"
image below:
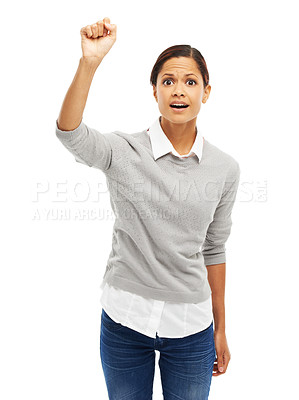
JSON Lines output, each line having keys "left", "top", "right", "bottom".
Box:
{"left": 100, "top": 308, "right": 216, "bottom": 400}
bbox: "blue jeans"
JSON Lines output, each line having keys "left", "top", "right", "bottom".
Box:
{"left": 100, "top": 308, "right": 216, "bottom": 400}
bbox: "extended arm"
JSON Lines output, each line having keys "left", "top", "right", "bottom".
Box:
{"left": 202, "top": 162, "right": 241, "bottom": 376}
{"left": 206, "top": 262, "right": 230, "bottom": 376}
{"left": 57, "top": 57, "right": 102, "bottom": 131}
{"left": 55, "top": 56, "right": 114, "bottom": 171}
{"left": 55, "top": 20, "right": 120, "bottom": 172}
{"left": 206, "top": 262, "right": 226, "bottom": 333}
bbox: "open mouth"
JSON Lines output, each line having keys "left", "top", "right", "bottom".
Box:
{"left": 170, "top": 104, "right": 189, "bottom": 109}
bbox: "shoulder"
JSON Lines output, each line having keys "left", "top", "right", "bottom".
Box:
{"left": 203, "top": 138, "right": 240, "bottom": 178}
{"left": 105, "top": 128, "right": 149, "bottom": 146}
{"left": 102, "top": 128, "right": 151, "bottom": 165}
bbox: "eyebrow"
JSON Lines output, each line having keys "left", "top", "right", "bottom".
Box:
{"left": 162, "top": 73, "right": 199, "bottom": 78}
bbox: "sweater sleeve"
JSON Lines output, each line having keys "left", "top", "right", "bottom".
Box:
{"left": 202, "top": 162, "right": 241, "bottom": 266}
{"left": 55, "top": 119, "right": 113, "bottom": 171}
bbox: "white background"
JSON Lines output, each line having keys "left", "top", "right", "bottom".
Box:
{"left": 1, "top": 0, "right": 298, "bottom": 399}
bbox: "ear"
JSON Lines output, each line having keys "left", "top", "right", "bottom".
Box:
{"left": 202, "top": 84, "right": 211, "bottom": 104}
{"left": 153, "top": 85, "right": 158, "bottom": 102}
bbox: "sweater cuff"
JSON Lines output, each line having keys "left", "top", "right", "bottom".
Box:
{"left": 203, "top": 252, "right": 226, "bottom": 266}
{"left": 55, "top": 119, "right": 85, "bottom": 139}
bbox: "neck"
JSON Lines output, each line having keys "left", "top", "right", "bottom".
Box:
{"left": 160, "top": 116, "right": 197, "bottom": 155}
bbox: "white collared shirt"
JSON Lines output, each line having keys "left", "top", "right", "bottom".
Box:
{"left": 149, "top": 115, "right": 204, "bottom": 161}
{"left": 100, "top": 116, "right": 213, "bottom": 338}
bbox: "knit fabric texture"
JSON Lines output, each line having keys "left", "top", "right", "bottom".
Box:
{"left": 55, "top": 118, "right": 241, "bottom": 303}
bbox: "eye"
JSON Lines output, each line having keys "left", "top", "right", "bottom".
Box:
{"left": 162, "top": 78, "right": 197, "bottom": 86}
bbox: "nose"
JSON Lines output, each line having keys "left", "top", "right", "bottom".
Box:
{"left": 172, "top": 82, "right": 185, "bottom": 97}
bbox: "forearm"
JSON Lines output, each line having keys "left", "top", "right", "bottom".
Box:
{"left": 57, "top": 56, "right": 103, "bottom": 131}
{"left": 206, "top": 262, "right": 226, "bottom": 333}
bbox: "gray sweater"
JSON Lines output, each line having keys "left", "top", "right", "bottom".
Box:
{"left": 55, "top": 118, "right": 240, "bottom": 303}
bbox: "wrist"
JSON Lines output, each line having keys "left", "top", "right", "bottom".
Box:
{"left": 80, "top": 56, "right": 103, "bottom": 70}
{"left": 214, "top": 327, "right": 226, "bottom": 335}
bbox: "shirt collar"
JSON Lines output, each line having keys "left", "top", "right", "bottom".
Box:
{"left": 147, "top": 116, "right": 204, "bottom": 162}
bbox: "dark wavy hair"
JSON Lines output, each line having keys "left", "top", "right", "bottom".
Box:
{"left": 150, "top": 44, "right": 209, "bottom": 89}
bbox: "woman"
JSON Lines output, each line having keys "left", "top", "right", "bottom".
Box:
{"left": 55, "top": 17, "right": 240, "bottom": 400}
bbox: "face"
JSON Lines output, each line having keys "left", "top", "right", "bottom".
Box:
{"left": 153, "top": 57, "right": 211, "bottom": 124}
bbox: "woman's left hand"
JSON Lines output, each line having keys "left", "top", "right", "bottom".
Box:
{"left": 213, "top": 331, "right": 231, "bottom": 376}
